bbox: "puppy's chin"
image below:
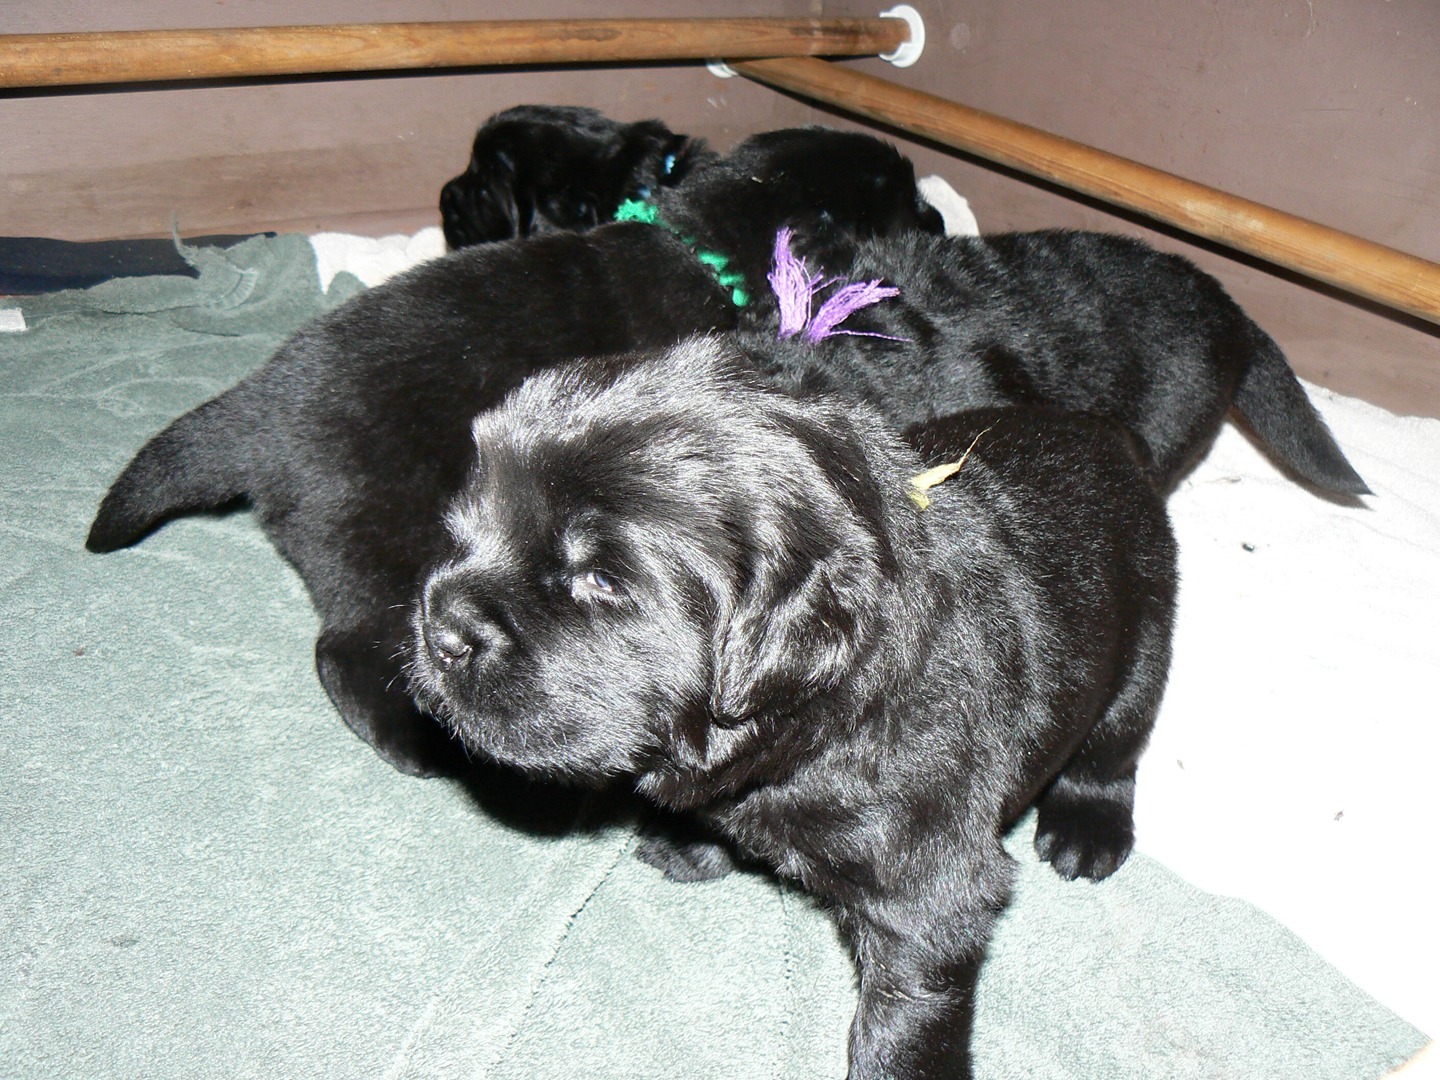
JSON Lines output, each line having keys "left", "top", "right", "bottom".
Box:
{"left": 406, "top": 651, "right": 658, "bottom": 782}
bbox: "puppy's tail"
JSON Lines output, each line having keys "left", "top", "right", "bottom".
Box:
{"left": 86, "top": 395, "right": 250, "bottom": 552}
{"left": 1232, "top": 324, "right": 1371, "bottom": 498}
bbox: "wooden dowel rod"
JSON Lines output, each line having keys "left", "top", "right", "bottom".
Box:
{"left": 0, "top": 18, "right": 906, "bottom": 90}
{"left": 735, "top": 56, "right": 1440, "bottom": 326}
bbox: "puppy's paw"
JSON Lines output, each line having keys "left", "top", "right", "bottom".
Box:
{"left": 1034, "top": 796, "right": 1134, "bottom": 882}
{"left": 635, "top": 833, "right": 738, "bottom": 883}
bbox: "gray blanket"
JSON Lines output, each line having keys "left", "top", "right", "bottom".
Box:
{"left": 0, "top": 235, "right": 1424, "bottom": 1078}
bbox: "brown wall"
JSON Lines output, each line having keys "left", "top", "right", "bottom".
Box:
{"left": 3, "top": 1, "right": 1438, "bottom": 415}
{"left": 1, "top": 1, "right": 821, "bottom": 239}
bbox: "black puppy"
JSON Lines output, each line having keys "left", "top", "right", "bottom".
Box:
{"left": 749, "top": 227, "right": 1368, "bottom": 496}
{"left": 439, "top": 104, "right": 701, "bottom": 250}
{"left": 439, "top": 111, "right": 1363, "bottom": 498}
{"left": 655, "top": 127, "right": 943, "bottom": 286}
{"left": 407, "top": 337, "right": 1178, "bottom": 1079}
{"left": 86, "top": 128, "right": 943, "bottom": 778}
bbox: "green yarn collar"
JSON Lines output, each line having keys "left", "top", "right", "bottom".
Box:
{"left": 614, "top": 198, "right": 750, "bottom": 307}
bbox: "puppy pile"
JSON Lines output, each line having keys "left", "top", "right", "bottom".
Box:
{"left": 86, "top": 105, "right": 1370, "bottom": 1080}
{"left": 87, "top": 125, "right": 943, "bottom": 778}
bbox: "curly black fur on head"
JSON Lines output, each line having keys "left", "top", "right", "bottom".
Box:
{"left": 407, "top": 338, "right": 935, "bottom": 790}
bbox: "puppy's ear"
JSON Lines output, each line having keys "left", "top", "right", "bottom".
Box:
{"left": 708, "top": 417, "right": 892, "bottom": 725}
{"left": 710, "top": 540, "right": 881, "bottom": 724}
{"left": 440, "top": 145, "right": 523, "bottom": 248}
{"left": 477, "top": 145, "right": 528, "bottom": 237}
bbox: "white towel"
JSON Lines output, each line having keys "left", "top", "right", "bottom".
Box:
{"left": 1136, "top": 385, "right": 1440, "bottom": 1037}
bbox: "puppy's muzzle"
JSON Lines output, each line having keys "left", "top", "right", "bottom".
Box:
{"left": 420, "top": 577, "right": 505, "bottom": 671}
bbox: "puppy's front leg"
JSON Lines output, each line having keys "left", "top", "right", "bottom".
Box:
{"left": 841, "top": 861, "right": 1010, "bottom": 1080}
{"left": 849, "top": 950, "right": 982, "bottom": 1080}
{"left": 1034, "top": 609, "right": 1172, "bottom": 882}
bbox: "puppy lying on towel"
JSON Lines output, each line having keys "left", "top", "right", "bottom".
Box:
{"left": 746, "top": 228, "right": 1369, "bottom": 497}
{"left": 407, "top": 337, "right": 1178, "bottom": 1079}
{"left": 436, "top": 105, "right": 1366, "bottom": 497}
{"left": 440, "top": 104, "right": 701, "bottom": 250}
{"left": 86, "top": 129, "right": 942, "bottom": 778}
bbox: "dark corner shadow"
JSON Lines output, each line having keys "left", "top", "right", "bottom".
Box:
{"left": 785, "top": 88, "right": 1440, "bottom": 341}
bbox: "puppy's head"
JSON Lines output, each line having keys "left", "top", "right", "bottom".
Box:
{"left": 727, "top": 127, "right": 944, "bottom": 239}
{"left": 664, "top": 127, "right": 940, "bottom": 241}
{"left": 654, "top": 127, "right": 943, "bottom": 304}
{"left": 440, "top": 104, "right": 703, "bottom": 250}
{"left": 407, "top": 338, "right": 922, "bottom": 795}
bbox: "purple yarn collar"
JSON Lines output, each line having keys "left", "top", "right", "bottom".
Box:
{"left": 767, "top": 228, "right": 906, "bottom": 343}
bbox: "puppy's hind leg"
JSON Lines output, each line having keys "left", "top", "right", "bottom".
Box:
{"left": 316, "top": 621, "right": 470, "bottom": 778}
{"left": 1034, "top": 612, "right": 1173, "bottom": 882}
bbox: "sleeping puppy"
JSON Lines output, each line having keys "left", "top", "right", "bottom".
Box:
{"left": 406, "top": 337, "right": 1177, "bottom": 1079}
{"left": 439, "top": 111, "right": 1363, "bottom": 498}
{"left": 655, "top": 126, "right": 943, "bottom": 287}
{"left": 438, "top": 107, "right": 1361, "bottom": 497}
{"left": 86, "top": 128, "right": 943, "bottom": 779}
{"left": 439, "top": 104, "right": 701, "bottom": 250}
{"left": 749, "top": 228, "right": 1369, "bottom": 497}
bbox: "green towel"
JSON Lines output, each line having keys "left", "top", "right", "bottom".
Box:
{"left": 0, "top": 235, "right": 1424, "bottom": 1079}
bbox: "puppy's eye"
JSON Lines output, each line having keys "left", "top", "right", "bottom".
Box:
{"left": 573, "top": 568, "right": 620, "bottom": 600}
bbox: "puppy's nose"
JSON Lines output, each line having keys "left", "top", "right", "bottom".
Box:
{"left": 425, "top": 619, "right": 476, "bottom": 667}
{"left": 422, "top": 583, "right": 498, "bottom": 669}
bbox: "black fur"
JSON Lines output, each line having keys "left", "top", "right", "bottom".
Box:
{"left": 407, "top": 337, "right": 1178, "bottom": 1079}
{"left": 441, "top": 108, "right": 1363, "bottom": 497}
{"left": 439, "top": 104, "right": 702, "bottom": 250}
{"left": 747, "top": 228, "right": 1369, "bottom": 496}
{"left": 656, "top": 127, "right": 944, "bottom": 283}
{"left": 86, "top": 128, "right": 943, "bottom": 777}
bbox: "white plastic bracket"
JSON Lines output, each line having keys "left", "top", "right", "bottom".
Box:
{"left": 878, "top": 4, "right": 925, "bottom": 67}
{"left": 708, "top": 6, "right": 923, "bottom": 78}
